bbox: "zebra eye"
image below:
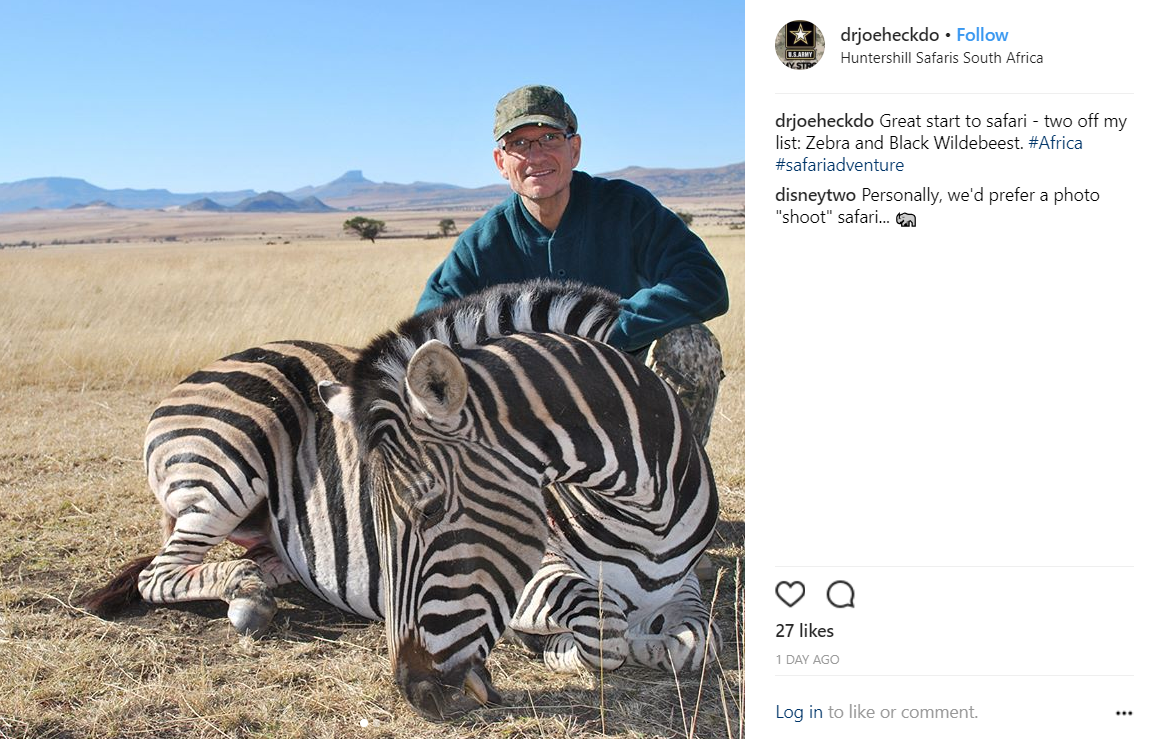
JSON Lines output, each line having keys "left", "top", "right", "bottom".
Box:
{"left": 418, "top": 495, "right": 445, "bottom": 527}
{"left": 407, "top": 473, "right": 446, "bottom": 527}
{"left": 388, "top": 466, "right": 446, "bottom": 526}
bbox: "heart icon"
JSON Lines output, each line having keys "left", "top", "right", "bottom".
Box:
{"left": 776, "top": 581, "right": 805, "bottom": 608}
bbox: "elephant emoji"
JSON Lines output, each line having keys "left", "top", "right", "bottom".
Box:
{"left": 896, "top": 212, "right": 917, "bottom": 227}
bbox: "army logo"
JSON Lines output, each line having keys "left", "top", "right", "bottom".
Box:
{"left": 778, "top": 20, "right": 825, "bottom": 70}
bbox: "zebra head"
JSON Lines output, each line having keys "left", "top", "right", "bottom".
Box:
{"left": 321, "top": 339, "right": 547, "bottom": 719}
{"left": 317, "top": 282, "right": 618, "bottom": 719}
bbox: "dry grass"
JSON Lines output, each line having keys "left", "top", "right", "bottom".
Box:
{"left": 0, "top": 210, "right": 744, "bottom": 739}
{"left": 0, "top": 238, "right": 432, "bottom": 388}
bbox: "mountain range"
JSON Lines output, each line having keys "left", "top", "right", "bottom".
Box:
{"left": 0, "top": 163, "right": 743, "bottom": 214}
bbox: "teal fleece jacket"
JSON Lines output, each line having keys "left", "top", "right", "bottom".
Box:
{"left": 416, "top": 171, "right": 729, "bottom": 351}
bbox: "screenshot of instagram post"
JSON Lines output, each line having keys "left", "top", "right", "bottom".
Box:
{"left": 748, "top": 2, "right": 1159, "bottom": 737}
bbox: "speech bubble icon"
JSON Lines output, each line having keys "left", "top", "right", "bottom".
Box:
{"left": 826, "top": 580, "right": 855, "bottom": 608}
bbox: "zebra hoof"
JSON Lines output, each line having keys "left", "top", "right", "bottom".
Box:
{"left": 694, "top": 554, "right": 717, "bottom": 581}
{"left": 227, "top": 586, "right": 277, "bottom": 637}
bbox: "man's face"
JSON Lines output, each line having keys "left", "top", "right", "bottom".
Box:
{"left": 493, "top": 124, "right": 582, "bottom": 203}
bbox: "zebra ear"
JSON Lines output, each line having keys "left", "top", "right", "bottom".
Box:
{"left": 318, "top": 381, "right": 354, "bottom": 422}
{"left": 405, "top": 339, "right": 468, "bottom": 422}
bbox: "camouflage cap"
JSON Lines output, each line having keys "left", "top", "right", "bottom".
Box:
{"left": 493, "top": 85, "right": 578, "bottom": 141}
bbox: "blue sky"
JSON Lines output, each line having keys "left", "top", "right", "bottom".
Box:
{"left": 0, "top": 1, "right": 742, "bottom": 193}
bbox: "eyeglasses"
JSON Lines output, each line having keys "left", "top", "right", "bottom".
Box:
{"left": 499, "top": 131, "right": 576, "bottom": 156}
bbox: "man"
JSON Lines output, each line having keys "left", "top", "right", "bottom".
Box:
{"left": 417, "top": 84, "right": 729, "bottom": 445}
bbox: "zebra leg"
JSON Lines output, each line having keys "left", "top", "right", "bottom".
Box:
{"left": 625, "top": 572, "right": 721, "bottom": 672}
{"left": 242, "top": 542, "right": 297, "bottom": 588}
{"left": 511, "top": 562, "right": 630, "bottom": 674}
{"left": 137, "top": 482, "right": 278, "bottom": 636}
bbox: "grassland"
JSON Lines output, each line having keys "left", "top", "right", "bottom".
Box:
{"left": 0, "top": 208, "right": 744, "bottom": 739}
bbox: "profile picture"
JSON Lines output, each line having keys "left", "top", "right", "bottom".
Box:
{"left": 777, "top": 20, "right": 825, "bottom": 69}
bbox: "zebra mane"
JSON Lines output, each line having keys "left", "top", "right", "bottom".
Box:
{"left": 351, "top": 280, "right": 621, "bottom": 394}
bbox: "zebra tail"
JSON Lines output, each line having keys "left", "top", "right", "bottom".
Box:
{"left": 80, "top": 554, "right": 154, "bottom": 617}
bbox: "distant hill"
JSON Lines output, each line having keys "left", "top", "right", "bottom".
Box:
{"left": 0, "top": 177, "right": 257, "bottom": 213}
{"left": 66, "top": 200, "right": 117, "bottom": 210}
{"left": 181, "top": 198, "right": 227, "bottom": 212}
{"left": 295, "top": 196, "right": 337, "bottom": 213}
{"left": 0, "top": 163, "right": 743, "bottom": 214}
{"left": 229, "top": 192, "right": 338, "bottom": 213}
{"left": 292, "top": 170, "right": 489, "bottom": 210}
{"left": 287, "top": 170, "right": 379, "bottom": 199}
{"left": 601, "top": 163, "right": 744, "bottom": 197}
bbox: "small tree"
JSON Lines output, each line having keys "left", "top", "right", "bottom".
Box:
{"left": 674, "top": 210, "right": 695, "bottom": 227}
{"left": 343, "top": 216, "right": 386, "bottom": 243}
{"left": 437, "top": 218, "right": 458, "bottom": 237}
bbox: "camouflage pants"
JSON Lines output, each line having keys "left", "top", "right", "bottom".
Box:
{"left": 640, "top": 324, "right": 724, "bottom": 447}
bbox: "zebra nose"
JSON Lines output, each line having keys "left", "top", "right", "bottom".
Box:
{"left": 395, "top": 664, "right": 491, "bottom": 721}
{"left": 394, "top": 642, "right": 503, "bottom": 720}
{"left": 405, "top": 675, "right": 450, "bottom": 721}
